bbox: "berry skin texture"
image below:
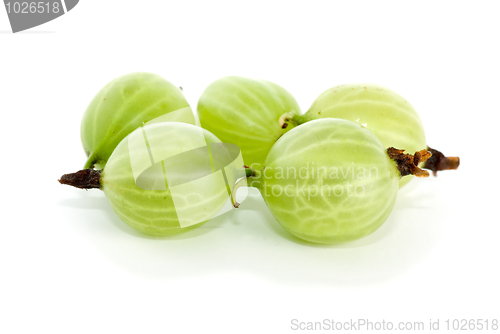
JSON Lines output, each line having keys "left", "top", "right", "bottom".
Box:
{"left": 81, "top": 72, "right": 193, "bottom": 169}
{"left": 197, "top": 76, "right": 301, "bottom": 171}
{"left": 288, "top": 84, "right": 427, "bottom": 187}
{"left": 101, "top": 122, "right": 228, "bottom": 236}
{"left": 259, "top": 118, "right": 400, "bottom": 244}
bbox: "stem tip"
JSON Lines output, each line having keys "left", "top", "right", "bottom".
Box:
{"left": 59, "top": 169, "right": 102, "bottom": 189}
{"left": 423, "top": 146, "right": 460, "bottom": 176}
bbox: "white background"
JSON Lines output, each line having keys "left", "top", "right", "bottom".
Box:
{"left": 1, "top": 1, "right": 499, "bottom": 333}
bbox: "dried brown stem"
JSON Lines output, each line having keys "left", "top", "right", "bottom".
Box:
{"left": 59, "top": 169, "right": 102, "bottom": 189}
{"left": 423, "top": 146, "right": 460, "bottom": 176}
{"left": 387, "top": 147, "right": 432, "bottom": 178}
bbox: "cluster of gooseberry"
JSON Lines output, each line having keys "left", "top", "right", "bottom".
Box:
{"left": 60, "top": 73, "right": 459, "bottom": 244}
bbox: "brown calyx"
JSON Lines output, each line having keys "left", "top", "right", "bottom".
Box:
{"left": 59, "top": 169, "right": 102, "bottom": 189}
{"left": 423, "top": 146, "right": 460, "bottom": 176}
{"left": 279, "top": 114, "right": 291, "bottom": 129}
{"left": 387, "top": 147, "right": 432, "bottom": 178}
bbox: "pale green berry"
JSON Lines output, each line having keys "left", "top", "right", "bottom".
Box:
{"left": 81, "top": 72, "right": 194, "bottom": 169}
{"left": 257, "top": 118, "right": 403, "bottom": 244}
{"left": 63, "top": 122, "right": 231, "bottom": 236}
{"left": 197, "top": 76, "right": 301, "bottom": 171}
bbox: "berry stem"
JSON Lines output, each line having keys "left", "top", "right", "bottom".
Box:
{"left": 230, "top": 166, "right": 263, "bottom": 208}
{"left": 244, "top": 165, "right": 264, "bottom": 189}
{"left": 230, "top": 177, "right": 248, "bottom": 208}
{"left": 84, "top": 153, "right": 99, "bottom": 169}
{"left": 387, "top": 147, "right": 432, "bottom": 178}
{"left": 59, "top": 169, "right": 102, "bottom": 189}
{"left": 279, "top": 110, "right": 311, "bottom": 129}
{"left": 423, "top": 146, "right": 460, "bottom": 176}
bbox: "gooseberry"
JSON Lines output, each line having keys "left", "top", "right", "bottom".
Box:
{"left": 62, "top": 122, "right": 244, "bottom": 236}
{"left": 81, "top": 72, "right": 195, "bottom": 169}
{"left": 197, "top": 76, "right": 301, "bottom": 171}
{"left": 250, "top": 118, "right": 430, "bottom": 244}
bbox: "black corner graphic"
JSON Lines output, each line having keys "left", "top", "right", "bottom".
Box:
{"left": 3, "top": 0, "right": 79, "bottom": 33}
{"left": 64, "top": 0, "right": 78, "bottom": 12}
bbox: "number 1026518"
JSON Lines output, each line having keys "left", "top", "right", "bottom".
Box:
{"left": 5, "top": 2, "right": 61, "bottom": 14}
